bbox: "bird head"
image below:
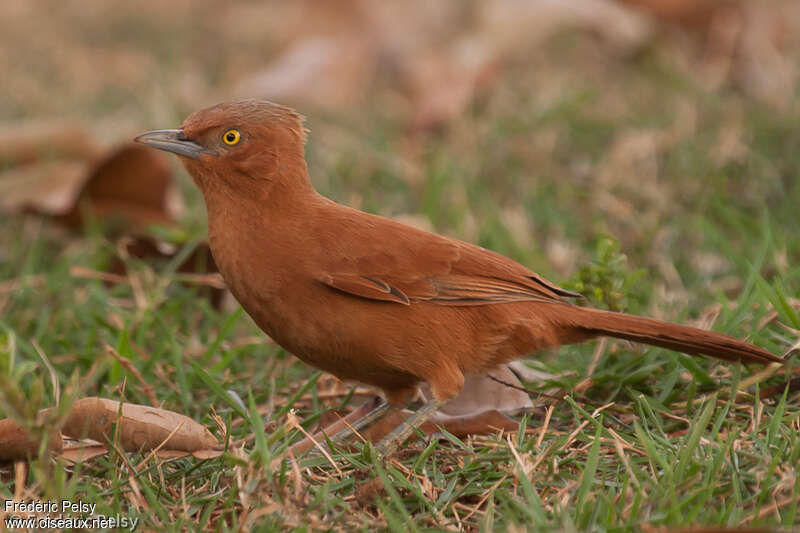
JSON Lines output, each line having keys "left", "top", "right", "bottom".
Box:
{"left": 135, "top": 100, "right": 309, "bottom": 196}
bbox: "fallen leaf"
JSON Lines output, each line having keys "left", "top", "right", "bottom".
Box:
{"left": 419, "top": 365, "right": 533, "bottom": 417}
{"left": 0, "top": 160, "right": 88, "bottom": 215}
{"left": 191, "top": 449, "right": 224, "bottom": 460}
{"left": 62, "top": 397, "right": 220, "bottom": 453}
{"left": 0, "top": 418, "right": 62, "bottom": 462}
{"left": 508, "top": 360, "right": 555, "bottom": 383}
{"left": 425, "top": 409, "right": 524, "bottom": 437}
{"left": 59, "top": 444, "right": 108, "bottom": 464}
{"left": 0, "top": 136, "right": 177, "bottom": 231}
{"left": 154, "top": 450, "right": 190, "bottom": 459}
{"left": 58, "top": 442, "right": 224, "bottom": 464}
{"left": 0, "top": 120, "right": 100, "bottom": 166}
{"left": 57, "top": 143, "right": 177, "bottom": 229}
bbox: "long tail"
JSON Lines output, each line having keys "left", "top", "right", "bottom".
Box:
{"left": 552, "top": 306, "right": 783, "bottom": 365}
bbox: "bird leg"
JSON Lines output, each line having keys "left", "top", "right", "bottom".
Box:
{"left": 326, "top": 396, "right": 394, "bottom": 447}
{"left": 300, "top": 396, "right": 396, "bottom": 458}
{"left": 376, "top": 398, "right": 445, "bottom": 455}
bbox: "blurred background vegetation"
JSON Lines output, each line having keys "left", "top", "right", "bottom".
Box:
{"left": 2, "top": 0, "right": 798, "bottom": 314}
{"left": 1, "top": 0, "right": 799, "bottom": 530}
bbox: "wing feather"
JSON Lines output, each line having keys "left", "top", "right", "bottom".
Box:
{"left": 314, "top": 205, "right": 580, "bottom": 307}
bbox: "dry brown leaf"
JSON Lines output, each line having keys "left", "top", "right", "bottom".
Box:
{"left": 57, "top": 143, "right": 176, "bottom": 229}
{"left": 58, "top": 444, "right": 223, "bottom": 463}
{"left": 419, "top": 365, "right": 533, "bottom": 418}
{"left": 152, "top": 448, "right": 223, "bottom": 460}
{"left": 191, "top": 449, "right": 224, "bottom": 460}
{"left": 62, "top": 397, "right": 220, "bottom": 453}
{"left": 154, "top": 450, "right": 190, "bottom": 459}
{"left": 59, "top": 444, "right": 108, "bottom": 464}
{"left": 0, "top": 161, "right": 88, "bottom": 215}
{"left": 0, "top": 139, "right": 176, "bottom": 231}
{"left": 429, "top": 409, "right": 524, "bottom": 437}
{"left": 0, "top": 120, "right": 100, "bottom": 166}
{"left": 59, "top": 442, "right": 224, "bottom": 463}
{"left": 0, "top": 418, "right": 62, "bottom": 461}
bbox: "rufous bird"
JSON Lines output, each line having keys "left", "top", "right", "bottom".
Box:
{"left": 136, "top": 100, "right": 783, "bottom": 449}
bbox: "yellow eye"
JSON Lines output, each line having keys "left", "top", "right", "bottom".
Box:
{"left": 222, "top": 129, "right": 241, "bottom": 146}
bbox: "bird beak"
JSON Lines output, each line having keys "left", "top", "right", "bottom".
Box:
{"left": 134, "top": 129, "right": 208, "bottom": 159}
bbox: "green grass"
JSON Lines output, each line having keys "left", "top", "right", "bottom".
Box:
{"left": 2, "top": 5, "right": 800, "bottom": 531}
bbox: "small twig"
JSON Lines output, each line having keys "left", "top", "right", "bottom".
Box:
{"left": 286, "top": 410, "right": 342, "bottom": 476}
{"left": 608, "top": 427, "right": 642, "bottom": 490}
{"left": 535, "top": 404, "right": 554, "bottom": 449}
{"left": 748, "top": 492, "right": 799, "bottom": 522}
{"left": 486, "top": 373, "right": 603, "bottom": 408}
{"left": 69, "top": 265, "right": 129, "bottom": 285}
{"left": 586, "top": 337, "right": 608, "bottom": 378}
{"left": 461, "top": 472, "right": 509, "bottom": 521}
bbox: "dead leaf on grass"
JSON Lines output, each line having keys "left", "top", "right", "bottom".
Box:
{"left": 0, "top": 120, "right": 100, "bottom": 166}
{"left": 0, "top": 130, "right": 177, "bottom": 231}
{"left": 1, "top": 396, "right": 226, "bottom": 463}
{"left": 57, "top": 143, "right": 177, "bottom": 229}
{"left": 62, "top": 397, "right": 220, "bottom": 453}
{"left": 419, "top": 365, "right": 534, "bottom": 417}
{"left": 0, "top": 418, "right": 62, "bottom": 462}
{"left": 59, "top": 443, "right": 109, "bottom": 464}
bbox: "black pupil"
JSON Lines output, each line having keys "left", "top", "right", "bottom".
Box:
{"left": 226, "top": 132, "right": 236, "bottom": 142}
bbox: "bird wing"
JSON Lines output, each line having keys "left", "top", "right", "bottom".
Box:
{"left": 315, "top": 210, "right": 580, "bottom": 307}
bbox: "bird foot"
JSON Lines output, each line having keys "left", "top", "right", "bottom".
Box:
{"left": 375, "top": 398, "right": 444, "bottom": 456}
{"left": 305, "top": 396, "right": 393, "bottom": 458}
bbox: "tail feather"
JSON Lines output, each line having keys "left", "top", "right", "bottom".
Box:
{"left": 555, "top": 306, "right": 783, "bottom": 365}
